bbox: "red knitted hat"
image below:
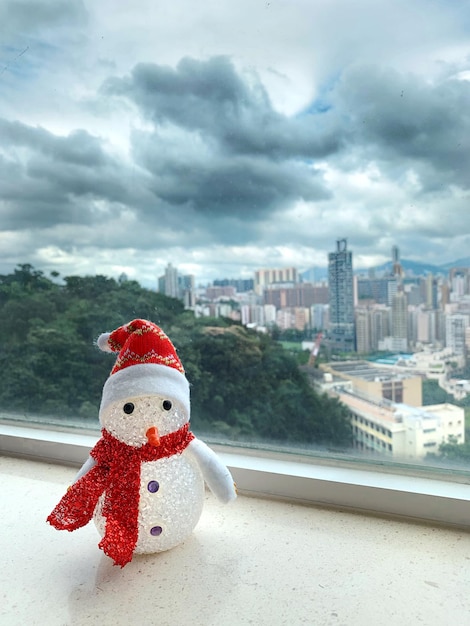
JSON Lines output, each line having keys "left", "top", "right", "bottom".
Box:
{"left": 99, "top": 319, "right": 184, "bottom": 375}
{"left": 97, "top": 319, "right": 189, "bottom": 416}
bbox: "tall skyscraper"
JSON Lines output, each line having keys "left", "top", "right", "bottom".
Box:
{"left": 180, "top": 273, "right": 196, "bottom": 308}
{"left": 391, "top": 290, "right": 409, "bottom": 350}
{"left": 158, "top": 263, "right": 195, "bottom": 307}
{"left": 425, "top": 273, "right": 438, "bottom": 309}
{"left": 391, "top": 245, "right": 404, "bottom": 279}
{"left": 164, "top": 263, "right": 179, "bottom": 298}
{"left": 446, "top": 314, "right": 469, "bottom": 356}
{"left": 355, "top": 307, "right": 372, "bottom": 354}
{"left": 328, "top": 239, "right": 355, "bottom": 351}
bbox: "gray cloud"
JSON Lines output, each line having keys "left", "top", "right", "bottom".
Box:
{"left": 330, "top": 65, "right": 470, "bottom": 190}
{"left": 100, "top": 57, "right": 334, "bottom": 220}
{"left": 1, "top": 26, "right": 470, "bottom": 283}
{"left": 0, "top": 120, "right": 107, "bottom": 167}
{"left": 104, "top": 56, "right": 341, "bottom": 160}
{"left": 0, "top": 119, "right": 130, "bottom": 229}
{"left": 134, "top": 136, "right": 329, "bottom": 217}
{"left": 0, "top": 0, "right": 87, "bottom": 38}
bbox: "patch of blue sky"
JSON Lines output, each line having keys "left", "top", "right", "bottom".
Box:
{"left": 298, "top": 71, "right": 343, "bottom": 117}
{"left": 0, "top": 38, "right": 59, "bottom": 82}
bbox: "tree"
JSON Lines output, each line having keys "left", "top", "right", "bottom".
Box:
{"left": 422, "top": 379, "right": 453, "bottom": 405}
{"left": 0, "top": 265, "right": 353, "bottom": 448}
{"left": 432, "top": 440, "right": 470, "bottom": 465}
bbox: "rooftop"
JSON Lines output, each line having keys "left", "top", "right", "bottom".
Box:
{"left": 325, "top": 360, "right": 418, "bottom": 382}
{"left": 337, "top": 391, "right": 398, "bottom": 425}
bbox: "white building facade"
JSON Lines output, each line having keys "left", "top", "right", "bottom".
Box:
{"left": 338, "top": 391, "right": 465, "bottom": 459}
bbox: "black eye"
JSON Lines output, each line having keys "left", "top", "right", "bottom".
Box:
{"left": 163, "top": 400, "right": 172, "bottom": 411}
{"left": 123, "top": 402, "right": 135, "bottom": 415}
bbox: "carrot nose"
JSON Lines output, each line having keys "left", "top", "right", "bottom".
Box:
{"left": 146, "top": 426, "right": 160, "bottom": 446}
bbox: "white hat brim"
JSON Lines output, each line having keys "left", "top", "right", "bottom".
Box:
{"left": 100, "top": 362, "right": 190, "bottom": 416}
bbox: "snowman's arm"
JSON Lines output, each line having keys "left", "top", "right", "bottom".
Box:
{"left": 185, "top": 438, "right": 236, "bottom": 503}
{"left": 72, "top": 455, "right": 97, "bottom": 483}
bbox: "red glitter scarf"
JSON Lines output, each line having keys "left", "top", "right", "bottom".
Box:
{"left": 47, "top": 424, "right": 194, "bottom": 567}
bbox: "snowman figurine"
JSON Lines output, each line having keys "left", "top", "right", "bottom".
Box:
{"left": 47, "top": 319, "right": 236, "bottom": 567}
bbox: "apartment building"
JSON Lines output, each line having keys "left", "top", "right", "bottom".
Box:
{"left": 254, "top": 267, "right": 299, "bottom": 295}
{"left": 446, "top": 314, "right": 470, "bottom": 356}
{"left": 321, "top": 360, "right": 422, "bottom": 406}
{"left": 328, "top": 239, "right": 355, "bottom": 351}
{"left": 338, "top": 391, "right": 465, "bottom": 459}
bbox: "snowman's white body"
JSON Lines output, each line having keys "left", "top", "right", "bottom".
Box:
{"left": 93, "top": 450, "right": 205, "bottom": 553}
{"left": 73, "top": 390, "right": 235, "bottom": 559}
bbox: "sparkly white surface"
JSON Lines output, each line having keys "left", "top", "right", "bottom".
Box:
{"left": 94, "top": 453, "right": 205, "bottom": 553}
{"left": 101, "top": 394, "right": 188, "bottom": 446}
{"left": 93, "top": 393, "right": 208, "bottom": 554}
{"left": 3, "top": 456, "right": 470, "bottom": 626}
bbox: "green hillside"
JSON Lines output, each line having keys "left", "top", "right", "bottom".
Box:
{"left": 0, "top": 264, "right": 352, "bottom": 448}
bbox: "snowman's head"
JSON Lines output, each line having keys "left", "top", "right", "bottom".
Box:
{"left": 97, "top": 320, "right": 190, "bottom": 446}
{"left": 100, "top": 392, "right": 188, "bottom": 447}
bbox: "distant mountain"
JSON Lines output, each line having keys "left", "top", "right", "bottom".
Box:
{"left": 300, "top": 267, "right": 328, "bottom": 282}
{"left": 301, "top": 257, "right": 467, "bottom": 282}
{"left": 439, "top": 257, "right": 470, "bottom": 270}
{"left": 361, "top": 260, "right": 444, "bottom": 277}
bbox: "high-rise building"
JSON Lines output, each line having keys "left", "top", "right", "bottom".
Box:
{"left": 371, "top": 306, "right": 391, "bottom": 350}
{"left": 164, "top": 263, "right": 179, "bottom": 298}
{"left": 213, "top": 278, "right": 254, "bottom": 292}
{"left": 391, "top": 291, "right": 409, "bottom": 351}
{"left": 328, "top": 239, "right": 355, "bottom": 351}
{"left": 158, "top": 263, "right": 195, "bottom": 307}
{"left": 440, "top": 282, "right": 450, "bottom": 309}
{"left": 391, "top": 245, "right": 404, "bottom": 279}
{"left": 446, "top": 314, "right": 470, "bottom": 356}
{"left": 357, "top": 277, "right": 396, "bottom": 305}
{"left": 450, "top": 268, "right": 470, "bottom": 297}
{"left": 254, "top": 267, "right": 299, "bottom": 295}
{"left": 425, "top": 274, "right": 438, "bottom": 309}
{"left": 263, "top": 284, "right": 329, "bottom": 309}
{"left": 180, "top": 273, "right": 196, "bottom": 308}
{"left": 311, "top": 304, "right": 329, "bottom": 331}
{"left": 355, "top": 307, "right": 372, "bottom": 354}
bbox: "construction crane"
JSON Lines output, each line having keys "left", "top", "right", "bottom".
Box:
{"left": 308, "top": 332, "right": 323, "bottom": 367}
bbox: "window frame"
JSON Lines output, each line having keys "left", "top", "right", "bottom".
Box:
{"left": 2, "top": 421, "right": 469, "bottom": 530}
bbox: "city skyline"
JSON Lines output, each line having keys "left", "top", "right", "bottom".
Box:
{"left": 8, "top": 244, "right": 470, "bottom": 292}
{"left": 1, "top": 1, "right": 470, "bottom": 287}
{"left": 162, "top": 246, "right": 470, "bottom": 290}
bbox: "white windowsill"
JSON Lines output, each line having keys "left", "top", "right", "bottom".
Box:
{"left": 2, "top": 453, "right": 470, "bottom": 625}
{"left": 1, "top": 422, "right": 470, "bottom": 529}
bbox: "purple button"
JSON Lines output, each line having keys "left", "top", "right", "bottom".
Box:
{"left": 150, "top": 526, "right": 162, "bottom": 536}
{"left": 147, "top": 480, "right": 159, "bottom": 493}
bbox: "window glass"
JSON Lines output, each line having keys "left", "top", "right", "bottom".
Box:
{"left": 1, "top": 0, "right": 470, "bottom": 474}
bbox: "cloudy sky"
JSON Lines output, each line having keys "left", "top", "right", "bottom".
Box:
{"left": 1, "top": 0, "right": 470, "bottom": 287}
